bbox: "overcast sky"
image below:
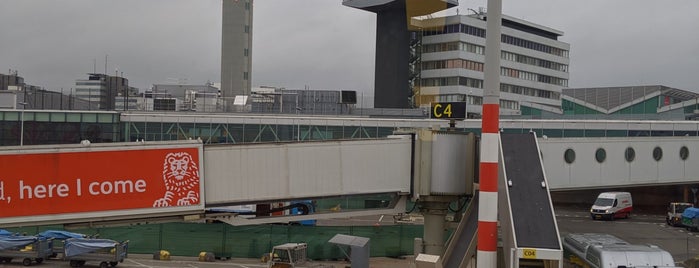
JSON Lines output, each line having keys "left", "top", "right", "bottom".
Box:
{"left": 1, "top": 0, "right": 698, "bottom": 95}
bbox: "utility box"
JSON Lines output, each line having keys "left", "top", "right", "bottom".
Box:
{"left": 415, "top": 253, "right": 440, "bottom": 268}
{"left": 328, "top": 234, "right": 370, "bottom": 268}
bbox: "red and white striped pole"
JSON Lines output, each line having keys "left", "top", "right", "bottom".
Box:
{"left": 477, "top": 0, "right": 502, "bottom": 267}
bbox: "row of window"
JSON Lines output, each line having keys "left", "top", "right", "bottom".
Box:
{"left": 501, "top": 51, "right": 568, "bottom": 72}
{"left": 501, "top": 35, "right": 569, "bottom": 58}
{"left": 422, "top": 41, "right": 485, "bottom": 55}
{"left": 501, "top": 84, "right": 560, "bottom": 100}
{"left": 501, "top": 67, "right": 568, "bottom": 87}
{"left": 422, "top": 41, "right": 569, "bottom": 74}
{"left": 420, "top": 58, "right": 568, "bottom": 87}
{"left": 563, "top": 146, "right": 690, "bottom": 164}
{"left": 423, "top": 24, "right": 486, "bottom": 38}
{"left": 432, "top": 94, "right": 519, "bottom": 110}
{"left": 421, "top": 24, "right": 569, "bottom": 58}
{"left": 422, "top": 59, "right": 484, "bottom": 72}
{"left": 75, "top": 81, "right": 106, "bottom": 86}
{"left": 420, "top": 76, "right": 560, "bottom": 101}
{"left": 421, "top": 76, "right": 483, "bottom": 88}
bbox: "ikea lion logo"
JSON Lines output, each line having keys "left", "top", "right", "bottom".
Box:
{"left": 153, "top": 152, "right": 200, "bottom": 207}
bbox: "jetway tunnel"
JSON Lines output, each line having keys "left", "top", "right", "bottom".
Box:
{"left": 0, "top": 136, "right": 415, "bottom": 228}
{"left": 0, "top": 129, "right": 562, "bottom": 268}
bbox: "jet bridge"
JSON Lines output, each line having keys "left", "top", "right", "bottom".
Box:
{"left": 0, "top": 136, "right": 414, "bottom": 228}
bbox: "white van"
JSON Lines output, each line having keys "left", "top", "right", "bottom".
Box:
{"left": 590, "top": 192, "right": 633, "bottom": 220}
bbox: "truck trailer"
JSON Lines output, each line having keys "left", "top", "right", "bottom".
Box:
{"left": 562, "top": 233, "right": 678, "bottom": 268}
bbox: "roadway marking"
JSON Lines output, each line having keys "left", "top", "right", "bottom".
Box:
{"left": 126, "top": 258, "right": 269, "bottom": 268}
{"left": 126, "top": 259, "right": 152, "bottom": 267}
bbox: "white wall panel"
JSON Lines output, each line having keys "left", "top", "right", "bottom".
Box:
{"left": 204, "top": 137, "right": 412, "bottom": 205}
{"left": 540, "top": 137, "right": 699, "bottom": 190}
{"left": 628, "top": 141, "right": 657, "bottom": 183}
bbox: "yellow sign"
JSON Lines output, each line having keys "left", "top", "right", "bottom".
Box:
{"left": 522, "top": 248, "right": 537, "bottom": 259}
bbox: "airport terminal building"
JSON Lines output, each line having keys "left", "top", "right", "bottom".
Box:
{"left": 413, "top": 12, "right": 570, "bottom": 116}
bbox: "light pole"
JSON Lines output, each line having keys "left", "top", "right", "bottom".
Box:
{"left": 18, "top": 102, "right": 27, "bottom": 146}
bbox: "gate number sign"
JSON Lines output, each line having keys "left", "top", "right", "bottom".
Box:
{"left": 431, "top": 102, "right": 466, "bottom": 119}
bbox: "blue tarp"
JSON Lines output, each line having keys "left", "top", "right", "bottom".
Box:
{"left": 0, "top": 229, "right": 14, "bottom": 236}
{"left": 0, "top": 235, "right": 37, "bottom": 250}
{"left": 682, "top": 207, "right": 699, "bottom": 219}
{"left": 37, "top": 230, "right": 85, "bottom": 240}
{"left": 64, "top": 238, "right": 118, "bottom": 258}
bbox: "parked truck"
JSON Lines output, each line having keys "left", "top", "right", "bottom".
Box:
{"left": 667, "top": 202, "right": 693, "bottom": 226}
{"left": 562, "top": 233, "right": 678, "bottom": 268}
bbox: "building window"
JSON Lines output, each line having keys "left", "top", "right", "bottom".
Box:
{"left": 680, "top": 146, "right": 689, "bottom": 160}
{"left": 244, "top": 48, "right": 249, "bottom": 56}
{"left": 564, "top": 148, "right": 575, "bottom": 164}
{"left": 625, "top": 147, "right": 635, "bottom": 162}
{"left": 243, "top": 72, "right": 248, "bottom": 80}
{"left": 653, "top": 146, "right": 663, "bottom": 161}
{"left": 595, "top": 148, "right": 606, "bottom": 163}
{"left": 244, "top": 25, "right": 250, "bottom": 33}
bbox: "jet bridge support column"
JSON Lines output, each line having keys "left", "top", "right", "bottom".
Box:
{"left": 420, "top": 196, "right": 452, "bottom": 255}
{"left": 414, "top": 129, "right": 476, "bottom": 256}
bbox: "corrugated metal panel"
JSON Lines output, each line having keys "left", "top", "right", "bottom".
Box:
{"left": 204, "top": 137, "right": 412, "bottom": 204}
{"left": 430, "top": 133, "right": 469, "bottom": 195}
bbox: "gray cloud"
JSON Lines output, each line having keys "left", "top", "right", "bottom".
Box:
{"left": 0, "top": 0, "right": 697, "bottom": 95}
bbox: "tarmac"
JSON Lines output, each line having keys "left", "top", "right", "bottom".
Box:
{"left": 0, "top": 253, "right": 416, "bottom": 268}
{"left": 125, "top": 253, "right": 415, "bottom": 268}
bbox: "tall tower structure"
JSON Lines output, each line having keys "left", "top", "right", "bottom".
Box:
{"left": 343, "top": 0, "right": 457, "bottom": 109}
{"left": 221, "top": 0, "right": 253, "bottom": 102}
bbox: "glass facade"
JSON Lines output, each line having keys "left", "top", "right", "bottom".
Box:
{"left": 4, "top": 110, "right": 699, "bottom": 147}
{"left": 0, "top": 110, "right": 119, "bottom": 146}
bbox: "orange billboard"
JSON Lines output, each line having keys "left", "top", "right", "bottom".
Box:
{"left": 0, "top": 146, "right": 203, "bottom": 219}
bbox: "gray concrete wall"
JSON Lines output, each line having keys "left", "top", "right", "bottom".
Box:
{"left": 221, "top": 0, "right": 253, "bottom": 99}
{"left": 374, "top": 1, "right": 410, "bottom": 109}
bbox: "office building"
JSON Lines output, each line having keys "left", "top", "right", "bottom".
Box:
{"left": 1, "top": 72, "right": 25, "bottom": 91}
{"left": 75, "top": 73, "right": 129, "bottom": 110}
{"left": 414, "top": 12, "right": 570, "bottom": 116}
{"left": 221, "top": 0, "right": 253, "bottom": 103}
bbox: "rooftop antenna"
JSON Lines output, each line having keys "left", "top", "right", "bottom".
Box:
{"left": 93, "top": 58, "right": 96, "bottom": 73}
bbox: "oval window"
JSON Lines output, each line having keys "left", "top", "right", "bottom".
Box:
{"left": 625, "top": 147, "right": 635, "bottom": 162}
{"left": 680, "top": 146, "right": 689, "bottom": 161}
{"left": 564, "top": 148, "right": 576, "bottom": 164}
{"left": 595, "top": 148, "right": 606, "bottom": 163}
{"left": 653, "top": 146, "right": 663, "bottom": 161}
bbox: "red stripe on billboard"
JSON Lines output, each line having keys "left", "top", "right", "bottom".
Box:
{"left": 0, "top": 147, "right": 201, "bottom": 218}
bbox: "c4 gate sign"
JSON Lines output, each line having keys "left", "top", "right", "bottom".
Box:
{"left": 430, "top": 102, "right": 466, "bottom": 119}
{"left": 522, "top": 248, "right": 537, "bottom": 259}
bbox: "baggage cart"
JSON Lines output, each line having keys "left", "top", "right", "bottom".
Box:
{"left": 36, "top": 230, "right": 86, "bottom": 259}
{"left": 0, "top": 235, "right": 53, "bottom": 266}
{"left": 682, "top": 207, "right": 699, "bottom": 231}
{"left": 64, "top": 238, "right": 128, "bottom": 268}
